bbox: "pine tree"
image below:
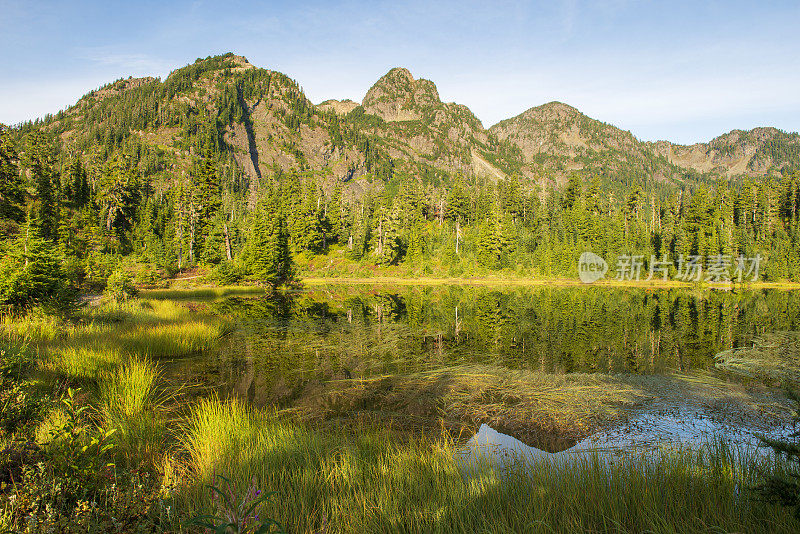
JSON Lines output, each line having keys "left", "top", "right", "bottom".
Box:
{"left": 26, "top": 132, "right": 59, "bottom": 242}
{"left": 446, "top": 177, "right": 471, "bottom": 222}
{"left": 477, "top": 208, "right": 516, "bottom": 270}
{"left": 244, "top": 188, "right": 294, "bottom": 287}
{"left": 0, "top": 220, "right": 67, "bottom": 308}
{"left": 193, "top": 136, "right": 222, "bottom": 262}
{"left": 0, "top": 125, "right": 25, "bottom": 226}
{"left": 96, "top": 153, "right": 140, "bottom": 252}
{"left": 327, "top": 183, "right": 344, "bottom": 243}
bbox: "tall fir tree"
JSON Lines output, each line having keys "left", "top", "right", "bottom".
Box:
{"left": 0, "top": 125, "right": 25, "bottom": 227}
{"left": 26, "top": 132, "right": 59, "bottom": 242}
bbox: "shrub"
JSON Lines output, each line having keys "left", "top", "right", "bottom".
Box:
{"left": 105, "top": 269, "right": 139, "bottom": 303}
{"left": 0, "top": 232, "right": 74, "bottom": 311}
{"left": 212, "top": 262, "right": 246, "bottom": 285}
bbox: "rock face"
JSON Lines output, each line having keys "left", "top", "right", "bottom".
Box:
{"left": 353, "top": 67, "right": 506, "bottom": 178}
{"left": 649, "top": 127, "right": 800, "bottom": 176}
{"left": 317, "top": 99, "right": 359, "bottom": 115}
{"left": 362, "top": 68, "right": 440, "bottom": 122}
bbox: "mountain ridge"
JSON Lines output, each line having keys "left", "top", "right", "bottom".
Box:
{"left": 17, "top": 53, "right": 800, "bottom": 199}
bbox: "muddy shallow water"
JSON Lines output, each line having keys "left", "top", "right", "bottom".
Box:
{"left": 457, "top": 408, "right": 797, "bottom": 473}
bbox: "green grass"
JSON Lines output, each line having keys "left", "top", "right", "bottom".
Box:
{"left": 99, "top": 356, "right": 168, "bottom": 463}
{"left": 27, "top": 299, "right": 228, "bottom": 384}
{"left": 179, "top": 396, "right": 800, "bottom": 534}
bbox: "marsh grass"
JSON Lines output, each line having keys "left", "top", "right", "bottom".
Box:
{"left": 141, "top": 286, "right": 267, "bottom": 300}
{"left": 98, "top": 357, "right": 169, "bottom": 463}
{"left": 716, "top": 331, "right": 800, "bottom": 387}
{"left": 24, "top": 299, "right": 228, "bottom": 386}
{"left": 5, "top": 292, "right": 800, "bottom": 533}
{"left": 179, "top": 397, "right": 800, "bottom": 534}
{"left": 300, "top": 364, "right": 652, "bottom": 444}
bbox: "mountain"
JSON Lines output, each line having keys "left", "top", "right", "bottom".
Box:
{"left": 649, "top": 127, "right": 800, "bottom": 177}
{"left": 488, "top": 101, "right": 686, "bottom": 187}
{"left": 347, "top": 67, "right": 514, "bottom": 181}
{"left": 6, "top": 52, "right": 800, "bottom": 285}
{"left": 21, "top": 52, "right": 800, "bottom": 202}
{"left": 489, "top": 102, "right": 800, "bottom": 187}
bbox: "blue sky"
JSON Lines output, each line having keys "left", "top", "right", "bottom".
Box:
{"left": 1, "top": 0, "right": 798, "bottom": 144}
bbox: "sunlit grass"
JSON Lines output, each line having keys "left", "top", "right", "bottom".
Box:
{"left": 716, "top": 330, "right": 800, "bottom": 387}
{"left": 300, "top": 363, "right": 652, "bottom": 443}
{"left": 178, "top": 397, "right": 800, "bottom": 533}
{"left": 99, "top": 357, "right": 167, "bottom": 463}
{"left": 44, "top": 345, "right": 122, "bottom": 379}
{"left": 141, "top": 286, "right": 267, "bottom": 300}
{"left": 4, "top": 290, "right": 799, "bottom": 532}
{"left": 116, "top": 321, "right": 224, "bottom": 358}
{"left": 1, "top": 310, "right": 62, "bottom": 342}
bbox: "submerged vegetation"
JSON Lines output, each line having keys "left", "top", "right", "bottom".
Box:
{"left": 716, "top": 331, "right": 800, "bottom": 387}
{"left": 0, "top": 288, "right": 798, "bottom": 532}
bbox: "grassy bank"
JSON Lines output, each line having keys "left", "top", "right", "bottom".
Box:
{"left": 1, "top": 294, "right": 799, "bottom": 532}
{"left": 177, "top": 397, "right": 800, "bottom": 533}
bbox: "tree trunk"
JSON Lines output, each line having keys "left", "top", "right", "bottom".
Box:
{"left": 224, "top": 223, "right": 233, "bottom": 261}
{"left": 189, "top": 219, "right": 195, "bottom": 263}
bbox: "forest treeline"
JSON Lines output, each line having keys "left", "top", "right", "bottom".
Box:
{"left": 2, "top": 116, "right": 800, "bottom": 311}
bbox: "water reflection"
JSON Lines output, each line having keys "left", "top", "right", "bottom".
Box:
{"left": 171, "top": 286, "right": 800, "bottom": 410}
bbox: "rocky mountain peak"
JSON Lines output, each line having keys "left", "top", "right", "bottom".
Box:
{"left": 362, "top": 67, "right": 441, "bottom": 121}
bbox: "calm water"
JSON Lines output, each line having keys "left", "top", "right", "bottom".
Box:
{"left": 171, "top": 285, "right": 800, "bottom": 409}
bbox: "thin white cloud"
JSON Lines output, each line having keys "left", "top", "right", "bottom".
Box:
{"left": 77, "top": 48, "right": 175, "bottom": 75}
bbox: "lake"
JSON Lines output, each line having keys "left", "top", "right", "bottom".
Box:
{"left": 167, "top": 285, "right": 800, "bottom": 451}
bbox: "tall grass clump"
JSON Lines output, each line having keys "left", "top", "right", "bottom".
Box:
{"left": 1, "top": 309, "right": 62, "bottom": 342}
{"left": 98, "top": 357, "right": 166, "bottom": 463}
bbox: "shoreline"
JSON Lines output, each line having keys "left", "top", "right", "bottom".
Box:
{"left": 298, "top": 275, "right": 800, "bottom": 290}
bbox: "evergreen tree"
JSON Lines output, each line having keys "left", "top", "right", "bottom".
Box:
{"left": 26, "top": 132, "right": 59, "bottom": 242}
{"left": 327, "top": 183, "right": 344, "bottom": 243}
{"left": 0, "top": 125, "right": 25, "bottom": 226}
{"left": 0, "top": 220, "right": 68, "bottom": 308}
{"left": 193, "top": 136, "right": 222, "bottom": 262}
{"left": 244, "top": 188, "right": 294, "bottom": 287}
{"left": 477, "top": 208, "right": 516, "bottom": 269}
{"left": 96, "top": 153, "right": 140, "bottom": 252}
{"left": 446, "top": 177, "right": 471, "bottom": 222}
